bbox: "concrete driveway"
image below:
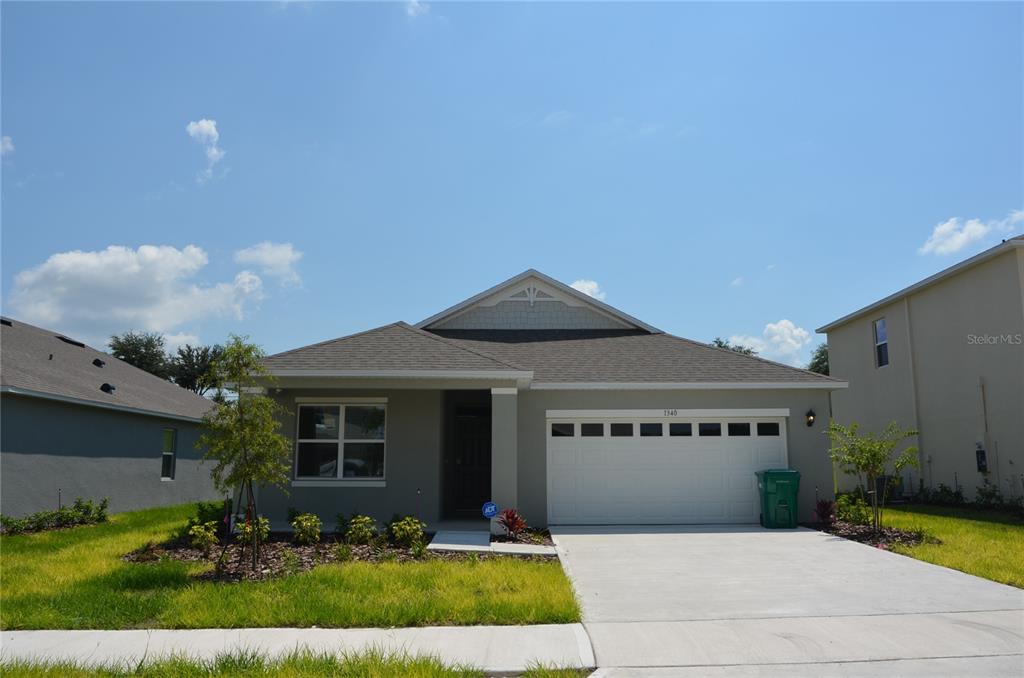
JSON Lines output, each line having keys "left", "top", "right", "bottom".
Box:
{"left": 551, "top": 525, "right": 1024, "bottom": 676}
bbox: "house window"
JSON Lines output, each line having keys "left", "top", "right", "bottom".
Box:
{"left": 581, "top": 423, "right": 604, "bottom": 437}
{"left": 161, "top": 428, "right": 176, "bottom": 480}
{"left": 698, "top": 423, "right": 722, "bottom": 437}
{"left": 727, "top": 422, "right": 751, "bottom": 436}
{"left": 296, "top": 404, "right": 386, "bottom": 480}
{"left": 640, "top": 423, "right": 663, "bottom": 437}
{"left": 873, "top": 318, "right": 889, "bottom": 367}
{"left": 669, "top": 423, "right": 692, "bottom": 437}
{"left": 757, "top": 422, "right": 781, "bottom": 436}
{"left": 551, "top": 423, "right": 575, "bottom": 437}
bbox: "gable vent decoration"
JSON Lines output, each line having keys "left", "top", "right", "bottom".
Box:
{"left": 509, "top": 284, "right": 555, "bottom": 306}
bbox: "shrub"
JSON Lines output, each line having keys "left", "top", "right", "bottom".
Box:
{"left": 0, "top": 497, "right": 110, "bottom": 535}
{"left": 179, "top": 499, "right": 231, "bottom": 539}
{"left": 334, "top": 513, "right": 350, "bottom": 538}
{"left": 291, "top": 513, "right": 322, "bottom": 545}
{"left": 281, "top": 549, "right": 300, "bottom": 575}
{"left": 333, "top": 543, "right": 354, "bottom": 562}
{"left": 345, "top": 515, "right": 377, "bottom": 545}
{"left": 235, "top": 516, "right": 270, "bottom": 544}
{"left": 836, "top": 493, "right": 872, "bottom": 526}
{"left": 815, "top": 499, "right": 836, "bottom": 527}
{"left": 409, "top": 539, "right": 427, "bottom": 559}
{"left": 188, "top": 521, "right": 220, "bottom": 555}
{"left": 497, "top": 508, "right": 528, "bottom": 540}
{"left": 387, "top": 515, "right": 426, "bottom": 548}
{"left": 917, "top": 483, "right": 965, "bottom": 506}
{"left": 975, "top": 478, "right": 1004, "bottom": 508}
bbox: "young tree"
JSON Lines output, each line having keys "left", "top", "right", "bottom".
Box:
{"left": 828, "top": 420, "right": 919, "bottom": 534}
{"left": 171, "top": 344, "right": 224, "bottom": 395}
{"left": 807, "top": 343, "right": 829, "bottom": 375}
{"left": 197, "top": 336, "right": 291, "bottom": 569}
{"left": 711, "top": 337, "right": 758, "bottom": 356}
{"left": 109, "top": 331, "right": 170, "bottom": 379}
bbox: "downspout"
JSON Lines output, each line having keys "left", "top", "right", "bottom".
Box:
{"left": 903, "top": 297, "right": 924, "bottom": 492}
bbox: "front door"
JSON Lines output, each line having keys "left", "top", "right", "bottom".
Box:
{"left": 444, "top": 396, "right": 492, "bottom": 518}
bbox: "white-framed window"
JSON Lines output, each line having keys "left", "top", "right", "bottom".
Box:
{"left": 873, "top": 317, "right": 889, "bottom": 367}
{"left": 295, "top": 402, "right": 386, "bottom": 481}
{"left": 161, "top": 428, "right": 177, "bottom": 480}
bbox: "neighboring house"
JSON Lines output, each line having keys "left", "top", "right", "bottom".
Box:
{"left": 260, "top": 270, "right": 846, "bottom": 529}
{"left": 0, "top": 317, "right": 218, "bottom": 516}
{"left": 818, "top": 236, "right": 1024, "bottom": 501}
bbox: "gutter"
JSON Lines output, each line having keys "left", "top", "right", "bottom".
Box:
{"left": 0, "top": 386, "right": 207, "bottom": 423}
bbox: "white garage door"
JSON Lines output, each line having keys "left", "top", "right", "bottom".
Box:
{"left": 546, "top": 409, "right": 789, "bottom": 525}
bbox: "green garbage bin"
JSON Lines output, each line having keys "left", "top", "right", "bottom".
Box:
{"left": 756, "top": 469, "right": 801, "bottom": 528}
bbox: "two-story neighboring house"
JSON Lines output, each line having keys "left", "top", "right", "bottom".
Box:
{"left": 817, "top": 236, "right": 1024, "bottom": 501}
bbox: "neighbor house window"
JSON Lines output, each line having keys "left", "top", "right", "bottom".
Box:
{"left": 296, "top": 404, "right": 386, "bottom": 480}
{"left": 161, "top": 428, "right": 176, "bottom": 480}
{"left": 873, "top": 318, "right": 889, "bottom": 367}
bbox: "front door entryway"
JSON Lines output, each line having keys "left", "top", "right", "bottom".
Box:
{"left": 443, "top": 391, "right": 492, "bottom": 518}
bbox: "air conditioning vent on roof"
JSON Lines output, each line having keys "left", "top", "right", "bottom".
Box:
{"left": 93, "top": 358, "right": 106, "bottom": 368}
{"left": 56, "top": 335, "right": 86, "bottom": 348}
{"left": 0, "top": 318, "right": 11, "bottom": 327}
{"left": 100, "top": 383, "right": 116, "bottom": 394}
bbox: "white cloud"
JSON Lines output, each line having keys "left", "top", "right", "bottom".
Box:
{"left": 164, "top": 332, "right": 201, "bottom": 353}
{"left": 730, "top": 319, "right": 812, "bottom": 367}
{"left": 186, "top": 119, "right": 226, "bottom": 183}
{"left": 405, "top": 0, "right": 429, "bottom": 17}
{"left": 765, "top": 264, "right": 776, "bottom": 272}
{"left": 570, "top": 279, "right": 606, "bottom": 301}
{"left": 729, "top": 277, "right": 744, "bottom": 287}
{"left": 918, "top": 210, "right": 1022, "bottom": 256}
{"left": 234, "top": 241, "right": 303, "bottom": 286}
{"left": 1, "top": 136, "right": 13, "bottom": 156}
{"left": 8, "top": 245, "right": 262, "bottom": 348}
{"left": 541, "top": 110, "right": 574, "bottom": 127}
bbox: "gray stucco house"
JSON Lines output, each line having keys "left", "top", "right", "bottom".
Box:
{"left": 260, "top": 270, "right": 846, "bottom": 530}
{"left": 818, "top": 235, "right": 1023, "bottom": 502}
{"left": 0, "top": 317, "right": 219, "bottom": 516}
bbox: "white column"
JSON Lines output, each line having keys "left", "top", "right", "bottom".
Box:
{"left": 490, "top": 387, "right": 518, "bottom": 534}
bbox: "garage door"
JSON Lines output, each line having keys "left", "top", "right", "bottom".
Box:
{"left": 546, "top": 409, "right": 789, "bottom": 524}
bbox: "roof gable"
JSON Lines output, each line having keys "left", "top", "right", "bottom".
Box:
{"left": 417, "top": 269, "right": 661, "bottom": 333}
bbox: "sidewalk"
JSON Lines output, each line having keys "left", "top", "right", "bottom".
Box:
{"left": 1, "top": 624, "right": 595, "bottom": 675}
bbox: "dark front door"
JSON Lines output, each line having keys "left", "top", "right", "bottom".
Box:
{"left": 444, "top": 395, "right": 491, "bottom": 517}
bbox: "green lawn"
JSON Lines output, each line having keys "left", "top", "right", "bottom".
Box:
{"left": 884, "top": 504, "right": 1024, "bottom": 588}
{"left": 0, "top": 504, "right": 580, "bottom": 630}
{"left": 0, "top": 650, "right": 587, "bottom": 677}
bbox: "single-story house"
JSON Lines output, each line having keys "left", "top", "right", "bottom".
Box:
{"left": 259, "top": 270, "right": 846, "bottom": 530}
{"left": 0, "top": 317, "right": 219, "bottom": 516}
{"left": 818, "top": 235, "right": 1023, "bottom": 501}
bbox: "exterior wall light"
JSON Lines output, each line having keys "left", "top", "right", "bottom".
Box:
{"left": 805, "top": 409, "right": 816, "bottom": 427}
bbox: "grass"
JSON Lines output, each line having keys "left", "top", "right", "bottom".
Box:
{"left": 0, "top": 649, "right": 589, "bottom": 677}
{"left": 0, "top": 504, "right": 580, "bottom": 630}
{"left": 883, "top": 503, "right": 1024, "bottom": 588}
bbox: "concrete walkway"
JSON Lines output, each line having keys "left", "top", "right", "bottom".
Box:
{"left": 1, "top": 624, "right": 595, "bottom": 675}
{"left": 427, "top": 530, "right": 557, "bottom": 556}
{"left": 552, "top": 525, "right": 1024, "bottom": 676}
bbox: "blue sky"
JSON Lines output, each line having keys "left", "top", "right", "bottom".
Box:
{"left": 2, "top": 1, "right": 1021, "bottom": 366}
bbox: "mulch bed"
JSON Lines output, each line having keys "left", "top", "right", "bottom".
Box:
{"left": 491, "top": 529, "right": 555, "bottom": 547}
{"left": 811, "top": 520, "right": 937, "bottom": 550}
{"left": 123, "top": 532, "right": 554, "bottom": 583}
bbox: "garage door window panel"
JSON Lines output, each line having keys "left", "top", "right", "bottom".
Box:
{"left": 698, "top": 423, "right": 722, "bottom": 437}
{"left": 757, "top": 422, "right": 780, "bottom": 436}
{"left": 728, "top": 423, "right": 751, "bottom": 436}
{"left": 610, "top": 423, "right": 634, "bottom": 437}
{"left": 551, "top": 423, "right": 575, "bottom": 437}
{"left": 640, "top": 423, "right": 663, "bottom": 437}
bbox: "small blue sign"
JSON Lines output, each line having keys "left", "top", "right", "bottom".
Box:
{"left": 482, "top": 501, "right": 498, "bottom": 519}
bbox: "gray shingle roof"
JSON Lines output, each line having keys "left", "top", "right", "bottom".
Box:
{"left": 263, "top": 322, "right": 527, "bottom": 372}
{"left": 432, "top": 329, "right": 840, "bottom": 384}
{"left": 0, "top": 318, "right": 214, "bottom": 420}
